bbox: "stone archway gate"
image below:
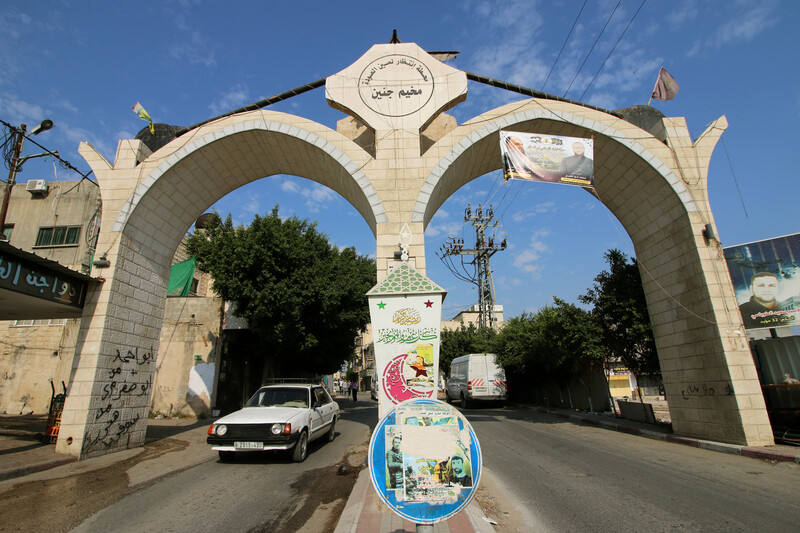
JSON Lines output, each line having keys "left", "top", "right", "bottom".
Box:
{"left": 57, "top": 42, "right": 771, "bottom": 459}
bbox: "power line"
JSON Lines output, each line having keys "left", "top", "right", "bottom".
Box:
{"left": 542, "top": 0, "right": 588, "bottom": 92}
{"left": 721, "top": 137, "right": 749, "bottom": 219}
{"left": 563, "top": 0, "right": 622, "bottom": 98}
{"left": 580, "top": 0, "right": 647, "bottom": 101}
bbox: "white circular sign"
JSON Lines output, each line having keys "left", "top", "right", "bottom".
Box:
{"left": 358, "top": 55, "right": 434, "bottom": 117}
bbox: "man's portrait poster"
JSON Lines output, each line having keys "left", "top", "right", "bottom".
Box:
{"left": 724, "top": 233, "right": 800, "bottom": 330}
{"left": 499, "top": 130, "right": 594, "bottom": 187}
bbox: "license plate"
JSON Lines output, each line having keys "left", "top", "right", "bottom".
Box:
{"left": 473, "top": 387, "right": 487, "bottom": 393}
{"left": 234, "top": 441, "right": 263, "bottom": 450}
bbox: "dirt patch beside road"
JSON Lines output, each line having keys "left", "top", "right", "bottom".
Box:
{"left": 0, "top": 437, "right": 186, "bottom": 533}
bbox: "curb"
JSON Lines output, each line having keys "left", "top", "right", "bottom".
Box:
{"left": 0, "top": 457, "right": 78, "bottom": 483}
{"left": 536, "top": 407, "right": 800, "bottom": 464}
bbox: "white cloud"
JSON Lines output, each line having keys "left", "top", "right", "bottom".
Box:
{"left": 665, "top": 0, "right": 699, "bottom": 26}
{"left": 0, "top": 93, "right": 47, "bottom": 123}
{"left": 280, "top": 179, "right": 338, "bottom": 212}
{"left": 55, "top": 98, "right": 79, "bottom": 115}
{"left": 512, "top": 228, "right": 550, "bottom": 276}
{"left": 169, "top": 14, "right": 217, "bottom": 67}
{"left": 511, "top": 202, "right": 557, "bottom": 222}
{"left": 425, "top": 216, "right": 465, "bottom": 242}
{"left": 209, "top": 85, "right": 250, "bottom": 115}
{"left": 281, "top": 180, "right": 300, "bottom": 193}
{"left": 687, "top": 1, "right": 778, "bottom": 56}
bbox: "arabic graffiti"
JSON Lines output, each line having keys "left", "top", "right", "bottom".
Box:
{"left": 680, "top": 382, "right": 734, "bottom": 400}
{"left": 377, "top": 327, "right": 438, "bottom": 344}
{"left": 82, "top": 345, "right": 155, "bottom": 454}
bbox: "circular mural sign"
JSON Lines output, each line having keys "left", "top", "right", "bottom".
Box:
{"left": 368, "top": 398, "right": 482, "bottom": 524}
{"left": 358, "top": 54, "right": 434, "bottom": 117}
{"left": 382, "top": 348, "right": 436, "bottom": 404}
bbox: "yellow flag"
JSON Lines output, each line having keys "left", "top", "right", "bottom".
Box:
{"left": 131, "top": 102, "right": 155, "bottom": 135}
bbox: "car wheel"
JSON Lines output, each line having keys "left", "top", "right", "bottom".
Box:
{"left": 326, "top": 417, "right": 336, "bottom": 442}
{"left": 460, "top": 392, "right": 471, "bottom": 409}
{"left": 292, "top": 430, "right": 309, "bottom": 463}
{"left": 445, "top": 390, "right": 452, "bottom": 404}
{"left": 218, "top": 451, "right": 235, "bottom": 462}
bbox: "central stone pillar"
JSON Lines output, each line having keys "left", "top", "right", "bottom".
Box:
{"left": 326, "top": 42, "right": 468, "bottom": 280}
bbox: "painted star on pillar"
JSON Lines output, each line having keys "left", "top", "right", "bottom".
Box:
{"left": 377, "top": 301, "right": 387, "bottom": 309}
{"left": 424, "top": 300, "right": 433, "bottom": 308}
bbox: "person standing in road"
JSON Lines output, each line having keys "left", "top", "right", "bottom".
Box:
{"left": 350, "top": 379, "right": 359, "bottom": 402}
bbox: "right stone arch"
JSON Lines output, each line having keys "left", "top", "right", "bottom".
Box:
{"left": 415, "top": 99, "right": 772, "bottom": 446}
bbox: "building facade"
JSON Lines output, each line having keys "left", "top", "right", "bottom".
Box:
{"left": 0, "top": 179, "right": 221, "bottom": 418}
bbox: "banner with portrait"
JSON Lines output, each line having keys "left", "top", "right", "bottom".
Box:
{"left": 499, "top": 130, "right": 594, "bottom": 187}
{"left": 723, "top": 233, "right": 800, "bottom": 330}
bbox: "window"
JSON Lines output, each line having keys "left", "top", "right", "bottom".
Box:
{"left": 35, "top": 226, "right": 81, "bottom": 247}
{"left": 1, "top": 224, "right": 12, "bottom": 241}
{"left": 189, "top": 278, "right": 199, "bottom": 296}
{"left": 11, "top": 319, "right": 67, "bottom": 327}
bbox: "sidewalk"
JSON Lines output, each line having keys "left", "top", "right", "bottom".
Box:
{"left": 1, "top": 408, "right": 798, "bottom": 531}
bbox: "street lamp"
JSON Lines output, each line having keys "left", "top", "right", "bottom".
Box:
{"left": 0, "top": 119, "right": 54, "bottom": 240}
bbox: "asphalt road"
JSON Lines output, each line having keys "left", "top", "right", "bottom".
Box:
{"left": 0, "top": 395, "right": 376, "bottom": 533}
{"left": 465, "top": 405, "right": 800, "bottom": 532}
{"left": 3, "top": 400, "right": 798, "bottom": 532}
{"left": 73, "top": 398, "right": 376, "bottom": 533}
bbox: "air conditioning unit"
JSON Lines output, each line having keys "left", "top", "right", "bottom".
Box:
{"left": 26, "top": 179, "right": 48, "bottom": 194}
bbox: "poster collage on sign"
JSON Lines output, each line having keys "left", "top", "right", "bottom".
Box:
{"left": 383, "top": 402, "right": 473, "bottom": 504}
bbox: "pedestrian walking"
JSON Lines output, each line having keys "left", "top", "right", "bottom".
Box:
{"left": 350, "top": 379, "right": 359, "bottom": 402}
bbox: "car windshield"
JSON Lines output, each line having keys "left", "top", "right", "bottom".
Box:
{"left": 245, "top": 387, "right": 309, "bottom": 408}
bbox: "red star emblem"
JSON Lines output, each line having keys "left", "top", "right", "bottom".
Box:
{"left": 424, "top": 300, "right": 433, "bottom": 308}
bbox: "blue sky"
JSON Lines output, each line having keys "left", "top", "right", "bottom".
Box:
{"left": 2, "top": 0, "right": 798, "bottom": 320}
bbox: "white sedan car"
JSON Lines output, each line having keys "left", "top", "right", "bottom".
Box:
{"left": 207, "top": 383, "right": 339, "bottom": 462}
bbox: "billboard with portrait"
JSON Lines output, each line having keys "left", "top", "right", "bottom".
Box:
{"left": 499, "top": 130, "right": 594, "bottom": 187}
{"left": 723, "top": 233, "right": 800, "bottom": 330}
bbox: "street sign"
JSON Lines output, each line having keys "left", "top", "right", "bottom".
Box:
{"left": 368, "top": 398, "right": 481, "bottom": 524}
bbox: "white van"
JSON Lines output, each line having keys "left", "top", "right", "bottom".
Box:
{"left": 445, "top": 353, "right": 507, "bottom": 408}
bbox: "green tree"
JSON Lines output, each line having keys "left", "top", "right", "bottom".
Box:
{"left": 494, "top": 299, "right": 602, "bottom": 407}
{"left": 493, "top": 312, "right": 540, "bottom": 376}
{"left": 439, "top": 324, "right": 497, "bottom": 375}
{"left": 185, "top": 207, "right": 376, "bottom": 377}
{"left": 579, "top": 249, "right": 659, "bottom": 400}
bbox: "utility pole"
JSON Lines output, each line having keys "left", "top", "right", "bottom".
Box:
{"left": 436, "top": 203, "right": 506, "bottom": 329}
{"left": 0, "top": 124, "right": 27, "bottom": 236}
{"left": 0, "top": 119, "right": 55, "bottom": 238}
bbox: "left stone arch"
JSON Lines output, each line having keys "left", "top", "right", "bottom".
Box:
{"left": 115, "top": 115, "right": 388, "bottom": 238}
{"left": 58, "top": 111, "right": 389, "bottom": 458}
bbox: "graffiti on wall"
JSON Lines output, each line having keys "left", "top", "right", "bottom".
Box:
{"left": 680, "top": 382, "right": 734, "bottom": 400}
{"left": 82, "top": 346, "right": 154, "bottom": 454}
